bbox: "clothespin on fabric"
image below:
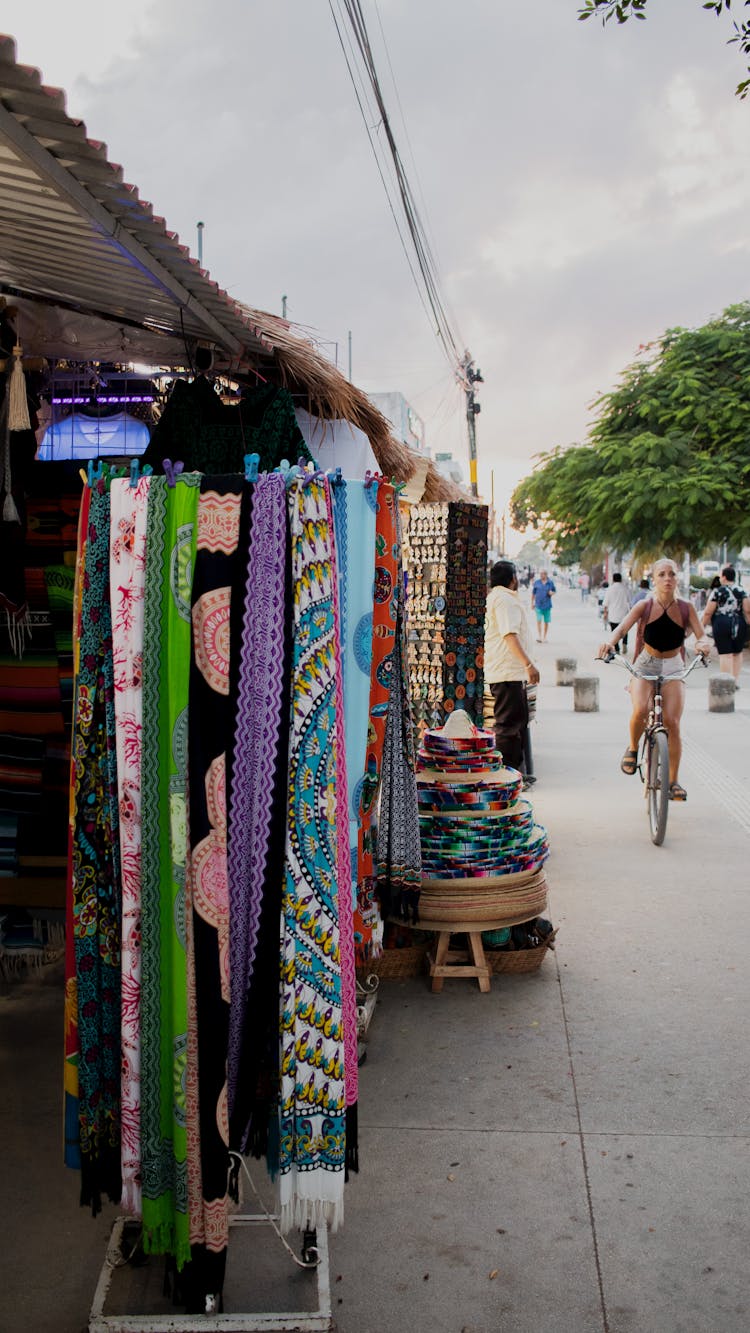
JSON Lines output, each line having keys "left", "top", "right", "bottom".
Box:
{"left": 79, "top": 468, "right": 88, "bottom": 487}
{"left": 243, "top": 452, "right": 260, "bottom": 483}
{"left": 163, "top": 458, "right": 184, "bottom": 488}
{"left": 276, "top": 458, "right": 301, "bottom": 489}
{"left": 87, "top": 459, "right": 104, "bottom": 487}
{"left": 128, "top": 458, "right": 154, "bottom": 488}
{"left": 326, "top": 467, "right": 344, "bottom": 487}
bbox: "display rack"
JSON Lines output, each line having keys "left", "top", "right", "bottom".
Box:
{"left": 88, "top": 1214, "right": 333, "bottom": 1333}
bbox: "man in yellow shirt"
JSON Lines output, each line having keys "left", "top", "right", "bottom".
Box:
{"left": 484, "top": 560, "right": 540, "bottom": 775}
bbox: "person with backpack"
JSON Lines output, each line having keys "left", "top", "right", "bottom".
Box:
{"left": 596, "top": 558, "right": 711, "bottom": 801}
{"left": 701, "top": 565, "right": 750, "bottom": 688}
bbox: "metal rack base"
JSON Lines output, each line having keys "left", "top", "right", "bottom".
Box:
{"left": 88, "top": 1214, "right": 333, "bottom": 1333}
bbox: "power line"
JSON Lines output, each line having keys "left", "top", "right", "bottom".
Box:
{"left": 329, "top": 0, "right": 484, "bottom": 494}
{"left": 330, "top": 0, "right": 463, "bottom": 372}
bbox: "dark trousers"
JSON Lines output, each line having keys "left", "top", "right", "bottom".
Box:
{"left": 609, "top": 621, "right": 628, "bottom": 653}
{"left": 490, "top": 680, "right": 529, "bottom": 772}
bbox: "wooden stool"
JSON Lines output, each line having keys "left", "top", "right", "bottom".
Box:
{"left": 416, "top": 902, "right": 544, "bottom": 993}
{"left": 427, "top": 930, "right": 491, "bottom": 992}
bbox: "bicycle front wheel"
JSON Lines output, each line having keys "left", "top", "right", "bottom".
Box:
{"left": 648, "top": 730, "right": 670, "bottom": 845}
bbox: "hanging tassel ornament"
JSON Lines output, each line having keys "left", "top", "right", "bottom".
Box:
{"left": 8, "top": 344, "right": 30, "bottom": 432}
{"left": 1, "top": 399, "right": 20, "bottom": 525}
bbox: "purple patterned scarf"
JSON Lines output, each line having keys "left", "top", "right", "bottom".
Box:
{"left": 226, "top": 473, "right": 288, "bottom": 1142}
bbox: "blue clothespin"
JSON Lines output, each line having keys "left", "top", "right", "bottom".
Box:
{"left": 333, "top": 467, "right": 343, "bottom": 487}
{"left": 129, "top": 459, "right": 140, "bottom": 488}
{"left": 276, "top": 458, "right": 298, "bottom": 488}
{"left": 87, "top": 459, "right": 104, "bottom": 487}
{"left": 163, "top": 458, "right": 184, "bottom": 488}
{"left": 243, "top": 452, "right": 260, "bottom": 483}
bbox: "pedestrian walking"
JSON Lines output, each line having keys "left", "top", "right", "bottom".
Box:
{"left": 701, "top": 565, "right": 750, "bottom": 687}
{"left": 531, "top": 568, "right": 556, "bottom": 642}
{"left": 602, "top": 572, "right": 632, "bottom": 653}
{"left": 631, "top": 576, "right": 650, "bottom": 607}
{"left": 579, "top": 571, "right": 590, "bottom": 603}
{"left": 485, "top": 560, "right": 539, "bottom": 781}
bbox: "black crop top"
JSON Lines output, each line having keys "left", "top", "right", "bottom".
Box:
{"left": 643, "top": 604, "right": 686, "bottom": 652}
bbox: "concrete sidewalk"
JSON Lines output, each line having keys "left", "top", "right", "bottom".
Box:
{"left": 330, "top": 589, "right": 750, "bottom": 1333}
{"left": 3, "top": 587, "right": 750, "bottom": 1332}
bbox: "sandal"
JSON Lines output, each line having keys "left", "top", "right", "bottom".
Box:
{"left": 669, "top": 782, "right": 687, "bottom": 802}
{"left": 620, "top": 749, "right": 638, "bottom": 775}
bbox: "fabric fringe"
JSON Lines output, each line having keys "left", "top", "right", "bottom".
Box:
{"left": 279, "top": 1193, "right": 345, "bottom": 1237}
{"left": 5, "top": 606, "right": 30, "bottom": 657}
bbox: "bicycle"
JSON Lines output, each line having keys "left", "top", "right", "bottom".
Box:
{"left": 600, "top": 649, "right": 708, "bottom": 845}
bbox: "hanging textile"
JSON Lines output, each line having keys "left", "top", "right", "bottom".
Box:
{"left": 376, "top": 504, "right": 422, "bottom": 923}
{"left": 327, "top": 481, "right": 359, "bottom": 1133}
{"left": 354, "top": 480, "right": 399, "bottom": 962}
{"left": 279, "top": 478, "right": 346, "bottom": 1233}
{"left": 64, "top": 483, "right": 91, "bottom": 1172}
{"left": 226, "top": 472, "right": 290, "bottom": 1153}
{"left": 142, "top": 378, "right": 311, "bottom": 476}
{"left": 70, "top": 479, "right": 122, "bottom": 1211}
{"left": 109, "top": 474, "right": 150, "bottom": 1216}
{"left": 329, "top": 479, "right": 376, "bottom": 910}
{"left": 140, "top": 474, "right": 199, "bottom": 1267}
{"left": 185, "top": 476, "right": 243, "bottom": 1301}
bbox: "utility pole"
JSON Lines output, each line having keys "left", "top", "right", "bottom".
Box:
{"left": 461, "top": 353, "right": 483, "bottom": 498}
{"left": 282, "top": 294, "right": 288, "bottom": 319}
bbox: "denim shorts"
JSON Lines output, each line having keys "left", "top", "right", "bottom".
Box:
{"left": 632, "top": 650, "right": 684, "bottom": 680}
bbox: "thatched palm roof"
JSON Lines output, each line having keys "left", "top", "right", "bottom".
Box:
{"left": 236, "top": 305, "right": 469, "bottom": 503}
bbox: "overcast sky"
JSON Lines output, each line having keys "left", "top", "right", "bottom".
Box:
{"left": 6, "top": 1, "right": 750, "bottom": 549}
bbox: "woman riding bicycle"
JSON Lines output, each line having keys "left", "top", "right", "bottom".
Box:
{"left": 596, "top": 558, "right": 711, "bottom": 801}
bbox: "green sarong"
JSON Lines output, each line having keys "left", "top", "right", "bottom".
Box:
{"left": 140, "top": 474, "right": 199, "bottom": 1266}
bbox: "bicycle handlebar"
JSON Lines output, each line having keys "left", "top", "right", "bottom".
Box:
{"left": 598, "top": 650, "right": 708, "bottom": 682}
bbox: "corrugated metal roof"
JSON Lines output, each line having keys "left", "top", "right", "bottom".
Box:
{"left": 0, "top": 33, "right": 272, "bottom": 367}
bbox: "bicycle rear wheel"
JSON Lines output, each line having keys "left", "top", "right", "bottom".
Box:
{"left": 647, "top": 730, "right": 670, "bottom": 845}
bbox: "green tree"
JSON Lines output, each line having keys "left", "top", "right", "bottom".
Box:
{"left": 578, "top": 0, "right": 750, "bottom": 97}
{"left": 510, "top": 302, "right": 750, "bottom": 561}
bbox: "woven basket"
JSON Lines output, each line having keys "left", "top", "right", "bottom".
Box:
{"left": 357, "top": 940, "right": 432, "bottom": 979}
{"left": 488, "top": 932, "right": 556, "bottom": 974}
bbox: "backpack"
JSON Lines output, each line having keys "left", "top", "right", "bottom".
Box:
{"left": 714, "top": 586, "right": 748, "bottom": 647}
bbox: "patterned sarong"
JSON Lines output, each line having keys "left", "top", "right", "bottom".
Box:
{"left": 279, "top": 479, "right": 346, "bottom": 1233}
{"left": 71, "top": 479, "right": 122, "bottom": 1210}
{"left": 64, "top": 482, "right": 90, "bottom": 1172}
{"left": 376, "top": 507, "right": 422, "bottom": 923}
{"left": 140, "top": 475, "right": 199, "bottom": 1266}
{"left": 226, "top": 473, "right": 287, "bottom": 1142}
{"left": 109, "top": 475, "right": 150, "bottom": 1216}
{"left": 185, "top": 477, "right": 241, "bottom": 1306}
{"left": 354, "top": 480, "right": 399, "bottom": 961}
{"left": 327, "top": 481, "right": 358, "bottom": 1122}
{"left": 329, "top": 480, "right": 376, "bottom": 915}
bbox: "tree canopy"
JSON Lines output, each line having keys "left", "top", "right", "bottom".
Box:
{"left": 510, "top": 302, "right": 750, "bottom": 563}
{"left": 578, "top": 0, "right": 750, "bottom": 98}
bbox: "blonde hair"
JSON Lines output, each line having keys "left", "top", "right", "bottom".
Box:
{"left": 652, "top": 557, "right": 678, "bottom": 576}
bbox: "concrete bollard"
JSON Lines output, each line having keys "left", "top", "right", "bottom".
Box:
{"left": 556, "top": 656, "right": 577, "bottom": 686}
{"left": 708, "top": 676, "right": 736, "bottom": 713}
{"left": 573, "top": 675, "right": 599, "bottom": 712}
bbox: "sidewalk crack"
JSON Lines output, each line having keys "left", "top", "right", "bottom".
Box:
{"left": 555, "top": 949, "right": 610, "bottom": 1333}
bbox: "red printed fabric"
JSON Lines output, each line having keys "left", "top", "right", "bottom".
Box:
{"left": 354, "top": 480, "right": 399, "bottom": 962}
